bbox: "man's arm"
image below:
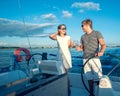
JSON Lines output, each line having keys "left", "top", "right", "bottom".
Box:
{"left": 98, "top": 38, "right": 106, "bottom": 56}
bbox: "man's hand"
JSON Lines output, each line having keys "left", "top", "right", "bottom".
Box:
{"left": 96, "top": 51, "right": 104, "bottom": 56}
{"left": 76, "top": 45, "right": 83, "bottom": 51}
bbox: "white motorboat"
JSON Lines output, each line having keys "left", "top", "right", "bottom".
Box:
{"left": 0, "top": 48, "right": 120, "bottom": 96}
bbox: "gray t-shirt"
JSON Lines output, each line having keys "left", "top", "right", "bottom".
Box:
{"left": 81, "top": 30, "right": 103, "bottom": 59}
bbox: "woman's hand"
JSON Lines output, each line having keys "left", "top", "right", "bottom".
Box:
{"left": 70, "top": 42, "right": 76, "bottom": 48}
{"left": 49, "top": 32, "right": 58, "bottom": 40}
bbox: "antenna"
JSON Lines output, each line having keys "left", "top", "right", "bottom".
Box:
{"left": 17, "top": 0, "right": 32, "bottom": 52}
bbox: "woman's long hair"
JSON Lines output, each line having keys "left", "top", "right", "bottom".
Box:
{"left": 57, "top": 24, "right": 67, "bottom": 35}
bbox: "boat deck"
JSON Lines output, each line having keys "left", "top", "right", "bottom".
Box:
{"left": 0, "top": 54, "right": 120, "bottom": 96}
{"left": 70, "top": 87, "right": 89, "bottom": 96}
{"left": 69, "top": 72, "right": 120, "bottom": 96}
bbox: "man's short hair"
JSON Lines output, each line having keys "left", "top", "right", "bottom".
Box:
{"left": 82, "top": 19, "right": 92, "bottom": 29}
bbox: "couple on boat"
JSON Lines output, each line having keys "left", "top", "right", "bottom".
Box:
{"left": 49, "top": 19, "right": 106, "bottom": 96}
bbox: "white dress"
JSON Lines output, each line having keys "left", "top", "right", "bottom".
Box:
{"left": 56, "top": 35, "right": 72, "bottom": 69}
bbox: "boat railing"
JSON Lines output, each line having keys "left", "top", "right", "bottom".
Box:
{"left": 0, "top": 52, "right": 120, "bottom": 77}
{"left": 0, "top": 54, "right": 13, "bottom": 72}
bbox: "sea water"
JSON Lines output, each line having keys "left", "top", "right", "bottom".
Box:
{"left": 0, "top": 47, "right": 120, "bottom": 76}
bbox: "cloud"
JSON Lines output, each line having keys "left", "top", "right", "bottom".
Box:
{"left": 31, "top": 33, "right": 51, "bottom": 37}
{"left": 72, "top": 2, "right": 101, "bottom": 11}
{"left": 41, "top": 13, "right": 56, "bottom": 20}
{"left": 79, "top": 9, "right": 84, "bottom": 13}
{"left": 62, "top": 10, "right": 72, "bottom": 18}
{"left": 0, "top": 18, "right": 56, "bottom": 37}
{"left": 0, "top": 41, "right": 7, "bottom": 46}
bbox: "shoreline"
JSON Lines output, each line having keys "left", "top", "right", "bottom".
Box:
{"left": 0, "top": 45, "right": 120, "bottom": 49}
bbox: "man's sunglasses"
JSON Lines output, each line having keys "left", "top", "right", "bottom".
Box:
{"left": 81, "top": 25, "right": 84, "bottom": 27}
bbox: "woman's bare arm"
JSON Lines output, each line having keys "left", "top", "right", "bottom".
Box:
{"left": 49, "top": 32, "right": 58, "bottom": 40}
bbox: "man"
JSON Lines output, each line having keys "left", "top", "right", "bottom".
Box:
{"left": 76, "top": 19, "right": 106, "bottom": 96}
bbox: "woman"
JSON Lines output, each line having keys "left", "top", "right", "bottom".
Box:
{"left": 49, "top": 24, "right": 74, "bottom": 95}
{"left": 49, "top": 24, "right": 74, "bottom": 73}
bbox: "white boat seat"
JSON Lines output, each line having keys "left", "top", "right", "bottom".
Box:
{"left": 39, "top": 60, "right": 66, "bottom": 75}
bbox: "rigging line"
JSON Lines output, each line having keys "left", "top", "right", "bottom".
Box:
{"left": 17, "top": 0, "right": 33, "bottom": 52}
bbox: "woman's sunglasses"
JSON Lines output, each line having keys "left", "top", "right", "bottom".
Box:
{"left": 61, "top": 28, "right": 66, "bottom": 30}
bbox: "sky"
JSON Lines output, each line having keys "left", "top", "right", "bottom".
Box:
{"left": 0, "top": 0, "right": 120, "bottom": 47}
